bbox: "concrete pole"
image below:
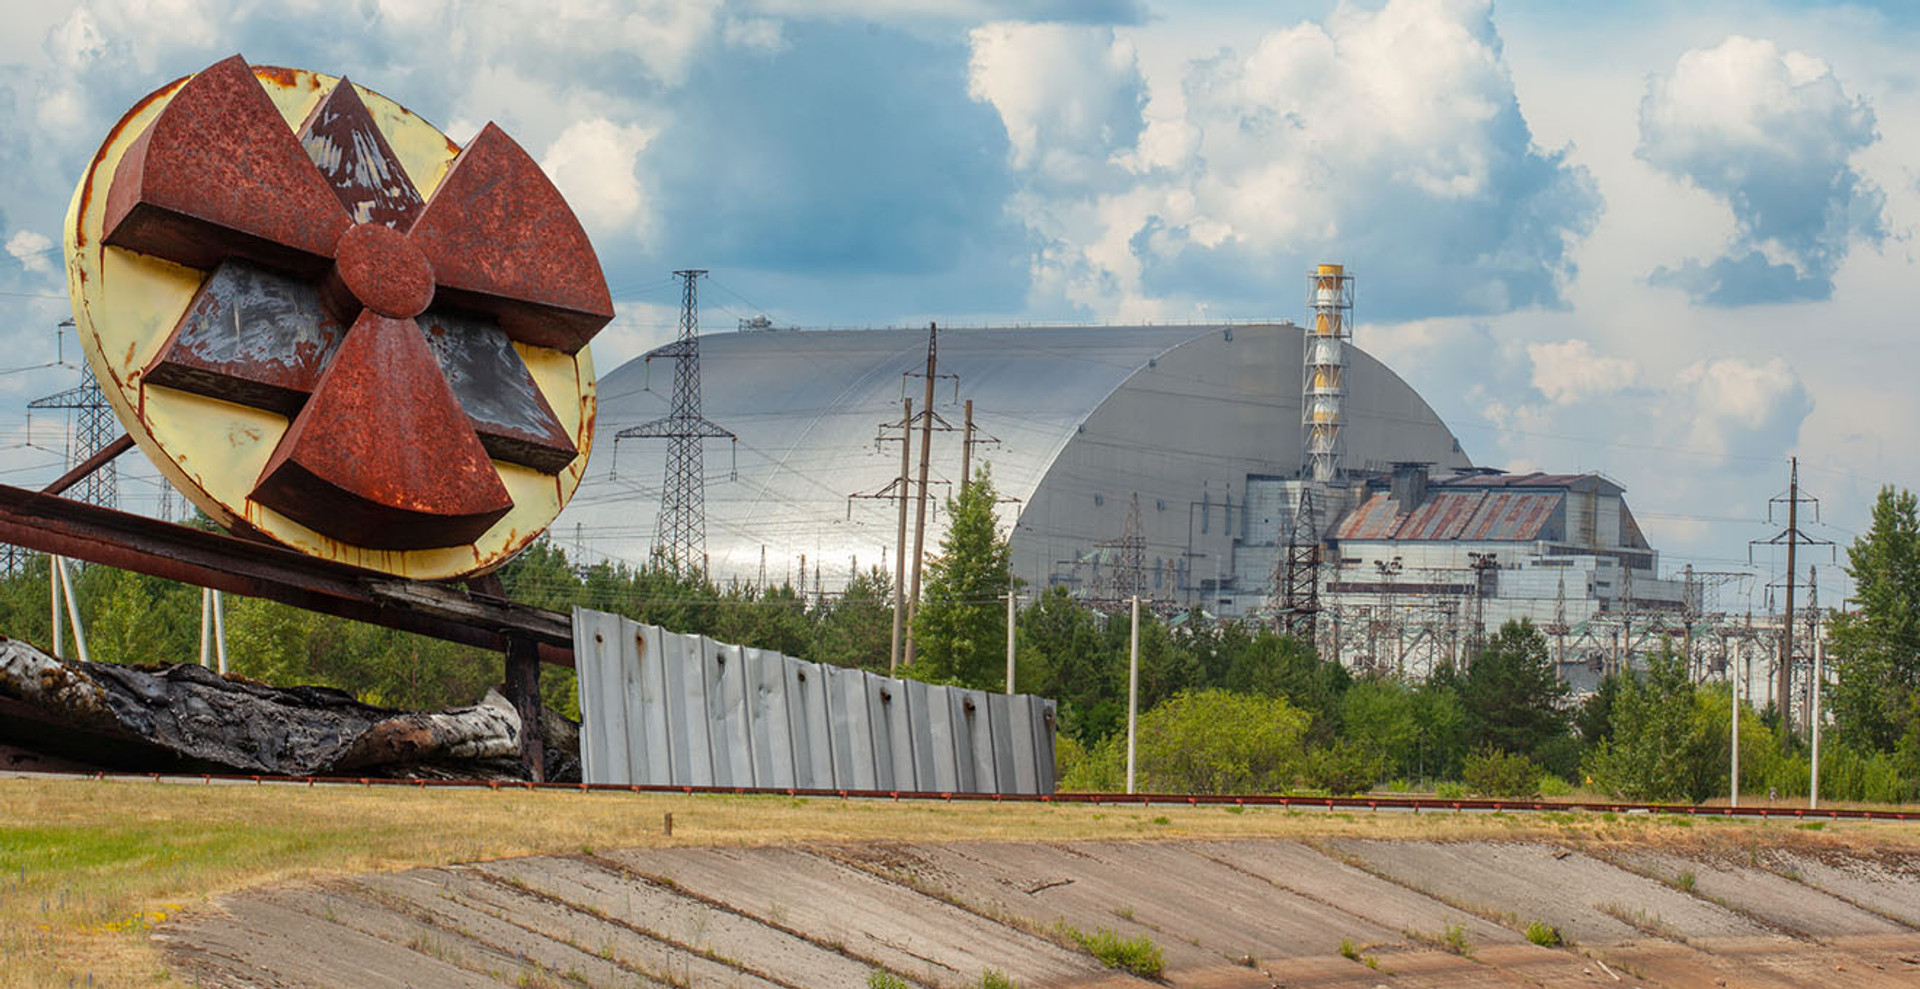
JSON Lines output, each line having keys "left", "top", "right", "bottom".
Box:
{"left": 1810, "top": 631, "right": 1824, "bottom": 810}
{"left": 212, "top": 589, "right": 228, "bottom": 675}
{"left": 51, "top": 556, "right": 63, "bottom": 659}
{"left": 1005, "top": 588, "right": 1017, "bottom": 695}
{"left": 889, "top": 397, "right": 912, "bottom": 675}
{"left": 1126, "top": 595, "right": 1140, "bottom": 795}
{"left": 56, "top": 557, "right": 88, "bottom": 664}
{"left": 1730, "top": 645, "right": 1740, "bottom": 808}
{"left": 199, "top": 588, "right": 213, "bottom": 668}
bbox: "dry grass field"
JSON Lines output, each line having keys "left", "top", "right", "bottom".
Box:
{"left": 6, "top": 776, "right": 1920, "bottom": 988}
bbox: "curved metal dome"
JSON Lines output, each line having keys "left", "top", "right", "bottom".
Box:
{"left": 563, "top": 323, "right": 1471, "bottom": 601}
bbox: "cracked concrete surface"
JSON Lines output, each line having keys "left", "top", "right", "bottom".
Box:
{"left": 165, "top": 839, "right": 1920, "bottom": 988}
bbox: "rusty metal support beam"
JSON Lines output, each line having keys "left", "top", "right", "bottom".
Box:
{"left": 505, "top": 635, "right": 544, "bottom": 781}
{"left": 0, "top": 483, "right": 572, "bottom": 666}
{"left": 41, "top": 433, "right": 135, "bottom": 497}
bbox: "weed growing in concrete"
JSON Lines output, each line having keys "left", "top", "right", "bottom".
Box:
{"left": 1339, "top": 937, "right": 1358, "bottom": 960}
{"left": 867, "top": 971, "right": 909, "bottom": 989}
{"left": 977, "top": 970, "right": 1017, "bottom": 989}
{"left": 1523, "top": 920, "right": 1562, "bottom": 947}
{"left": 1443, "top": 923, "right": 1473, "bottom": 956}
{"left": 1058, "top": 923, "right": 1164, "bottom": 979}
{"left": 1674, "top": 869, "right": 1696, "bottom": 893}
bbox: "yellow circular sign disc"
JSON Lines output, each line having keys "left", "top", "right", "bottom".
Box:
{"left": 64, "top": 62, "right": 598, "bottom": 580}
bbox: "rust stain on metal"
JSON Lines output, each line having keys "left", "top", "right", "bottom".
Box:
{"left": 253, "top": 311, "right": 511, "bottom": 549}
{"left": 73, "top": 54, "right": 608, "bottom": 577}
{"left": 103, "top": 54, "right": 350, "bottom": 275}
{"left": 252, "top": 63, "right": 301, "bottom": 88}
{"left": 407, "top": 123, "right": 614, "bottom": 354}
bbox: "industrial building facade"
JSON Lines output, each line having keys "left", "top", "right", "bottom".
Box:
{"left": 580, "top": 314, "right": 1680, "bottom": 678}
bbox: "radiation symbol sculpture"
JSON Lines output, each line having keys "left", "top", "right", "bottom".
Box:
{"left": 65, "top": 55, "right": 610, "bottom": 579}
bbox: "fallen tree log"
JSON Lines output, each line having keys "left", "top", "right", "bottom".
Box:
{"left": 0, "top": 637, "right": 576, "bottom": 780}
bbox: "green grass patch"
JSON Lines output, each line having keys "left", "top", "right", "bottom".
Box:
{"left": 1524, "top": 920, "right": 1563, "bottom": 947}
{"left": 1059, "top": 923, "right": 1163, "bottom": 979}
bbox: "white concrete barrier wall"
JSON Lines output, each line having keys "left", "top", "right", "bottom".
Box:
{"left": 573, "top": 607, "right": 1058, "bottom": 793}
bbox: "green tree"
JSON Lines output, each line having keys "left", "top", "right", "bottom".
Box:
{"left": 911, "top": 467, "right": 1014, "bottom": 689}
{"left": 1225, "top": 629, "right": 1349, "bottom": 742}
{"left": 1827, "top": 487, "right": 1920, "bottom": 753}
{"left": 813, "top": 566, "right": 895, "bottom": 671}
{"left": 1461, "top": 620, "right": 1571, "bottom": 760}
{"left": 1017, "top": 586, "right": 1117, "bottom": 741}
{"left": 1341, "top": 678, "right": 1418, "bottom": 775}
{"left": 1583, "top": 648, "right": 1717, "bottom": 801}
{"left": 1137, "top": 689, "right": 1309, "bottom": 794}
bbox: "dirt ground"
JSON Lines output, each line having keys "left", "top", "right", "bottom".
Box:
{"left": 166, "top": 836, "right": 1920, "bottom": 988}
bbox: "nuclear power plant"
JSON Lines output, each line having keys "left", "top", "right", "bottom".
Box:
{"left": 579, "top": 266, "right": 1736, "bottom": 691}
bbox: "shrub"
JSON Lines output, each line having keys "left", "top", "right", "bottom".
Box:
{"left": 1537, "top": 774, "right": 1574, "bottom": 798}
{"left": 868, "top": 972, "right": 910, "bottom": 989}
{"left": 1303, "top": 740, "right": 1386, "bottom": 796}
{"left": 1056, "top": 733, "right": 1125, "bottom": 792}
{"left": 977, "top": 971, "right": 1017, "bottom": 989}
{"left": 1524, "top": 920, "right": 1562, "bottom": 947}
{"left": 1136, "top": 690, "right": 1309, "bottom": 794}
{"left": 1436, "top": 781, "right": 1468, "bottom": 800}
{"left": 1462, "top": 747, "right": 1542, "bottom": 798}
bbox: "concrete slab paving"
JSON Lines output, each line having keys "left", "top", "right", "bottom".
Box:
{"left": 603, "top": 845, "right": 1124, "bottom": 988}
{"left": 1761, "top": 847, "right": 1920, "bottom": 927}
{"left": 165, "top": 837, "right": 1920, "bottom": 989}
{"left": 1333, "top": 840, "right": 1779, "bottom": 947}
{"left": 1605, "top": 847, "right": 1908, "bottom": 938}
{"left": 356, "top": 867, "right": 777, "bottom": 989}
{"left": 478, "top": 854, "right": 888, "bottom": 987}
{"left": 167, "top": 892, "right": 516, "bottom": 989}
{"left": 1189, "top": 840, "right": 1520, "bottom": 947}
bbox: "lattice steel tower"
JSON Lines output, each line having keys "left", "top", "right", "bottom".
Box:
{"left": 29, "top": 362, "right": 120, "bottom": 511}
{"left": 617, "top": 270, "right": 734, "bottom": 572}
{"left": 1302, "top": 263, "right": 1354, "bottom": 482}
{"left": 1276, "top": 486, "right": 1322, "bottom": 641}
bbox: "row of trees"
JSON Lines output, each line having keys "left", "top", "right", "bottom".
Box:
{"left": 6, "top": 472, "right": 1920, "bottom": 804}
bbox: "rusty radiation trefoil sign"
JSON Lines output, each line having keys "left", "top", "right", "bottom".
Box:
{"left": 64, "top": 55, "right": 613, "bottom": 579}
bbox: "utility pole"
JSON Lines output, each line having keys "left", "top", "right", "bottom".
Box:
{"left": 1126, "top": 594, "right": 1140, "bottom": 794}
{"left": 848, "top": 399, "right": 915, "bottom": 673}
{"left": 1751, "top": 457, "right": 1831, "bottom": 727}
{"left": 617, "top": 269, "right": 736, "bottom": 573}
{"left": 903, "top": 323, "right": 956, "bottom": 666}
{"left": 959, "top": 398, "right": 1001, "bottom": 489}
{"left": 1004, "top": 585, "right": 1019, "bottom": 695}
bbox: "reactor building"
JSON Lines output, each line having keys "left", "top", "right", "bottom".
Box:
{"left": 573, "top": 265, "right": 1684, "bottom": 676}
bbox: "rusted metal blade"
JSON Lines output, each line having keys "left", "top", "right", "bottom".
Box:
{"left": 296, "top": 77, "right": 425, "bottom": 231}
{"left": 408, "top": 123, "right": 614, "bottom": 354}
{"left": 103, "top": 54, "right": 351, "bottom": 277}
{"left": 252, "top": 310, "right": 512, "bottom": 549}
{"left": 419, "top": 310, "right": 578, "bottom": 473}
{"left": 140, "top": 260, "right": 345, "bottom": 416}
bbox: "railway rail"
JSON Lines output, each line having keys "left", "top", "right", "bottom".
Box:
{"left": 27, "top": 768, "right": 1920, "bottom": 822}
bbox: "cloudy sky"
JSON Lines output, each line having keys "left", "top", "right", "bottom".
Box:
{"left": 0, "top": 0, "right": 1910, "bottom": 611}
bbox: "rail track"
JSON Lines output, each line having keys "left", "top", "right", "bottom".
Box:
{"left": 33, "top": 768, "right": 1920, "bottom": 822}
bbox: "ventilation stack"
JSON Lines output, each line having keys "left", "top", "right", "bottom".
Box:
{"left": 1302, "top": 263, "right": 1354, "bottom": 483}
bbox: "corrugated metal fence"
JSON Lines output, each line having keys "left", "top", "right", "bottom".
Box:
{"left": 573, "top": 608, "right": 1057, "bottom": 793}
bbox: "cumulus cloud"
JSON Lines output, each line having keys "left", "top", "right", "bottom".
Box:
{"left": 1673, "top": 356, "right": 1811, "bottom": 462}
{"left": 722, "top": 16, "right": 787, "bottom": 53}
{"left": 1639, "top": 36, "right": 1884, "bottom": 306}
{"left": 1527, "top": 339, "right": 1637, "bottom": 405}
{"left": 6, "top": 230, "right": 53, "bottom": 274}
{"left": 540, "top": 118, "right": 656, "bottom": 243}
{"left": 967, "top": 22, "right": 1144, "bottom": 187}
{"left": 971, "top": 0, "right": 1600, "bottom": 320}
